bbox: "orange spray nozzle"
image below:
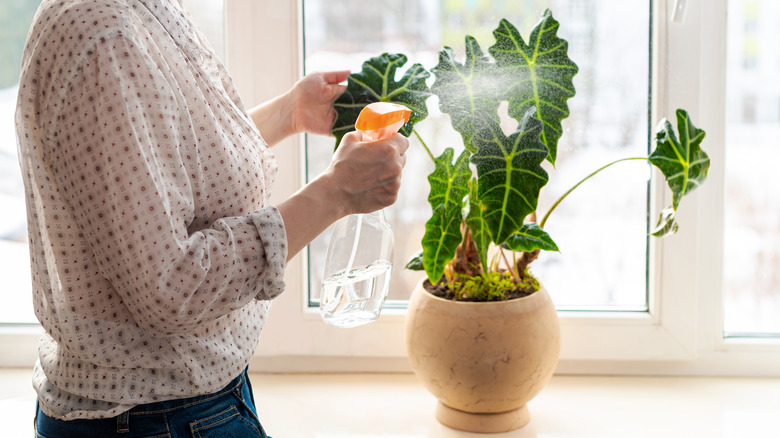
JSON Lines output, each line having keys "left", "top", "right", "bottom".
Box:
{"left": 355, "top": 102, "right": 412, "bottom": 142}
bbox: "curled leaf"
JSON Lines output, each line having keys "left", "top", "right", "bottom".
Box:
{"left": 502, "top": 223, "right": 559, "bottom": 252}
{"left": 405, "top": 249, "right": 424, "bottom": 271}
{"left": 651, "top": 207, "right": 679, "bottom": 237}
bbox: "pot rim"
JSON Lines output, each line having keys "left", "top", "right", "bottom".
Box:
{"left": 414, "top": 278, "right": 547, "bottom": 308}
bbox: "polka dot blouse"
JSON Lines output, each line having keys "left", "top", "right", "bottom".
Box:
{"left": 16, "top": 0, "right": 288, "bottom": 420}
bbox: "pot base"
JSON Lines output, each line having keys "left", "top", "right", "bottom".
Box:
{"left": 435, "top": 402, "right": 531, "bottom": 433}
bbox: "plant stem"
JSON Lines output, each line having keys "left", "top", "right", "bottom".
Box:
{"left": 539, "top": 157, "right": 649, "bottom": 229}
{"left": 500, "top": 249, "right": 520, "bottom": 282}
{"left": 491, "top": 247, "right": 502, "bottom": 273}
{"left": 413, "top": 129, "right": 436, "bottom": 162}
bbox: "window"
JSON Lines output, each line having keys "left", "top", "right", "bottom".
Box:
{"left": 724, "top": 0, "right": 780, "bottom": 336}
{"left": 304, "top": 0, "right": 651, "bottom": 311}
{"left": 248, "top": 0, "right": 780, "bottom": 374}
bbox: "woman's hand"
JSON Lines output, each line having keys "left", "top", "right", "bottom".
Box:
{"left": 288, "top": 70, "right": 350, "bottom": 136}
{"left": 324, "top": 131, "right": 409, "bottom": 215}
{"left": 248, "top": 70, "right": 349, "bottom": 146}
{"left": 276, "top": 131, "right": 409, "bottom": 261}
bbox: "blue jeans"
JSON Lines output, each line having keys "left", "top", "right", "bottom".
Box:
{"left": 34, "top": 368, "right": 270, "bottom": 438}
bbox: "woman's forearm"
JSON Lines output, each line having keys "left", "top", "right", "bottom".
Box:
{"left": 249, "top": 91, "right": 295, "bottom": 147}
{"left": 276, "top": 172, "right": 343, "bottom": 262}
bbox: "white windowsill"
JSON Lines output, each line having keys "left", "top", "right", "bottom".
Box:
{"left": 2, "top": 368, "right": 780, "bottom": 437}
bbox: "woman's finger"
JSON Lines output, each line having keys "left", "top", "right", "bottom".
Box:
{"left": 322, "top": 70, "right": 351, "bottom": 85}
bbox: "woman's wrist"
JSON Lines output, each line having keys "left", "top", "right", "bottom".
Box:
{"left": 305, "top": 170, "right": 349, "bottom": 221}
{"left": 277, "top": 171, "right": 347, "bottom": 261}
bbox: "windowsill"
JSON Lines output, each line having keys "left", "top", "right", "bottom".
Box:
{"left": 3, "top": 368, "right": 779, "bottom": 437}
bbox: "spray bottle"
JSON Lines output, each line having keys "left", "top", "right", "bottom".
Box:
{"left": 320, "top": 102, "right": 411, "bottom": 328}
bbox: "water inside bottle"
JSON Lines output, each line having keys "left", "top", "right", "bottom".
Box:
{"left": 320, "top": 259, "right": 393, "bottom": 328}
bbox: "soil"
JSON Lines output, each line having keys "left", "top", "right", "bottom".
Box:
{"left": 423, "top": 278, "right": 536, "bottom": 302}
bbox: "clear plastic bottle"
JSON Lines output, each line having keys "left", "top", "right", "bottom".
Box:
{"left": 320, "top": 102, "right": 411, "bottom": 328}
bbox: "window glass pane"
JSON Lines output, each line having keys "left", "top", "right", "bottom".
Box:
{"left": 724, "top": 0, "right": 780, "bottom": 335}
{"left": 304, "top": 0, "right": 650, "bottom": 310}
{"left": 0, "top": 1, "right": 40, "bottom": 324}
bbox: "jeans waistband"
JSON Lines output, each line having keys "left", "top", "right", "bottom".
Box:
{"left": 126, "top": 368, "right": 248, "bottom": 416}
{"left": 35, "top": 367, "right": 266, "bottom": 438}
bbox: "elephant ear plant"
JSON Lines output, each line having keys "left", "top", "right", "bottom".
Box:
{"left": 331, "top": 9, "right": 710, "bottom": 301}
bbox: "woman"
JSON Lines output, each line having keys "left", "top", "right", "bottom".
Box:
{"left": 16, "top": 0, "right": 408, "bottom": 436}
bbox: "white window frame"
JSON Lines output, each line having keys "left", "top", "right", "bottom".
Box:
{"left": 3, "top": 0, "right": 779, "bottom": 375}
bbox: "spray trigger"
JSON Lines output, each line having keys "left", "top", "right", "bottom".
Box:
{"left": 355, "top": 102, "right": 412, "bottom": 142}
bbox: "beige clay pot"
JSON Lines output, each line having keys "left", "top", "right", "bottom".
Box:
{"left": 405, "top": 280, "right": 560, "bottom": 433}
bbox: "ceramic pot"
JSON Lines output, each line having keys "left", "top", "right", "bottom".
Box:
{"left": 405, "top": 280, "right": 560, "bottom": 433}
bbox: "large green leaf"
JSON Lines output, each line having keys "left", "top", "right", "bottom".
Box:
{"left": 464, "top": 185, "right": 491, "bottom": 273}
{"left": 421, "top": 148, "right": 472, "bottom": 283}
{"left": 331, "top": 53, "right": 432, "bottom": 147}
{"left": 502, "top": 222, "right": 559, "bottom": 252}
{"left": 649, "top": 109, "right": 709, "bottom": 210}
{"left": 431, "top": 36, "right": 501, "bottom": 153}
{"left": 470, "top": 109, "right": 549, "bottom": 245}
{"left": 489, "top": 10, "right": 578, "bottom": 165}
